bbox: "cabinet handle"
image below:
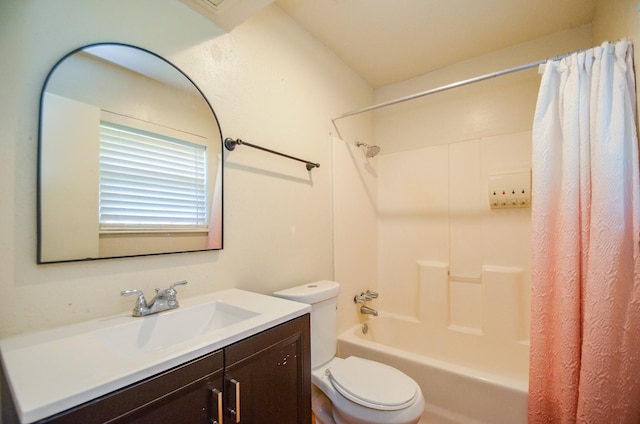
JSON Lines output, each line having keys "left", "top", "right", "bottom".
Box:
{"left": 210, "top": 388, "right": 223, "bottom": 424}
{"left": 228, "top": 378, "right": 241, "bottom": 423}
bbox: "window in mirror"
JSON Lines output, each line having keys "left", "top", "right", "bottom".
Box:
{"left": 99, "top": 120, "right": 209, "bottom": 232}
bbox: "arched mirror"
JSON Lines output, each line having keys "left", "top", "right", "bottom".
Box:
{"left": 38, "top": 43, "right": 223, "bottom": 263}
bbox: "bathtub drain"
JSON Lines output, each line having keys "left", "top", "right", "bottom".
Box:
{"left": 362, "top": 323, "right": 368, "bottom": 334}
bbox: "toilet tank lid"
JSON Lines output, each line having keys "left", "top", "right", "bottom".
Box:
{"left": 273, "top": 280, "right": 340, "bottom": 304}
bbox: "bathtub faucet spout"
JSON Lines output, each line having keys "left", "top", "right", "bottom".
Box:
{"left": 360, "top": 305, "right": 378, "bottom": 316}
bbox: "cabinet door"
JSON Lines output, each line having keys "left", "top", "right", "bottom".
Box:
{"left": 224, "top": 315, "right": 311, "bottom": 424}
{"left": 40, "top": 350, "right": 224, "bottom": 424}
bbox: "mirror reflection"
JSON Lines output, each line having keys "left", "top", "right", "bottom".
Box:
{"left": 38, "top": 43, "right": 223, "bottom": 263}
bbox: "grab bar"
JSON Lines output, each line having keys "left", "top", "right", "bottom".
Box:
{"left": 224, "top": 138, "right": 320, "bottom": 171}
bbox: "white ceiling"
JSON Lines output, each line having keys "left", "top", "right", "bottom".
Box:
{"left": 274, "top": 0, "right": 596, "bottom": 88}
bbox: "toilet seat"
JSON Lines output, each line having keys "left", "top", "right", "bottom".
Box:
{"left": 327, "top": 356, "right": 418, "bottom": 411}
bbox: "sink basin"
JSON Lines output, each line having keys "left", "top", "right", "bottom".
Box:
{"left": 95, "top": 302, "right": 259, "bottom": 357}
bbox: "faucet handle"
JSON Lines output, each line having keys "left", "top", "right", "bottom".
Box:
{"left": 354, "top": 290, "right": 379, "bottom": 303}
{"left": 121, "top": 289, "right": 148, "bottom": 316}
{"left": 365, "top": 290, "right": 379, "bottom": 299}
{"left": 121, "top": 289, "right": 147, "bottom": 305}
{"left": 354, "top": 293, "right": 371, "bottom": 303}
{"left": 163, "top": 280, "right": 188, "bottom": 307}
{"left": 164, "top": 280, "right": 188, "bottom": 297}
{"left": 169, "top": 280, "right": 188, "bottom": 290}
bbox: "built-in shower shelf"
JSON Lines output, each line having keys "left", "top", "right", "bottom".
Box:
{"left": 488, "top": 169, "right": 531, "bottom": 209}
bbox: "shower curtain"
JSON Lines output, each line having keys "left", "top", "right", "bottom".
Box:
{"left": 528, "top": 40, "right": 640, "bottom": 423}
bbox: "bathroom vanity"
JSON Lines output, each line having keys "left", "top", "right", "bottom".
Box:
{"left": 0, "top": 289, "right": 311, "bottom": 424}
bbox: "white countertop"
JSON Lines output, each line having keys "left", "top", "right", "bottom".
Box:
{"left": 0, "top": 289, "right": 311, "bottom": 423}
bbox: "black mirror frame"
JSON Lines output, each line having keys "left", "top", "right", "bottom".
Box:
{"left": 37, "top": 42, "right": 224, "bottom": 264}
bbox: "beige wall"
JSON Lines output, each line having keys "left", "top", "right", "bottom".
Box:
{"left": 0, "top": 0, "right": 372, "bottom": 338}
{"left": 373, "top": 25, "right": 594, "bottom": 153}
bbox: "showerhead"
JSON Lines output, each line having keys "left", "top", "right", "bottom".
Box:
{"left": 356, "top": 141, "right": 381, "bottom": 158}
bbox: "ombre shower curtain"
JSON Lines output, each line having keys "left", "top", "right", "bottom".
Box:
{"left": 529, "top": 40, "right": 640, "bottom": 423}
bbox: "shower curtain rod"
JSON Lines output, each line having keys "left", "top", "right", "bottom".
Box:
{"left": 331, "top": 47, "right": 594, "bottom": 122}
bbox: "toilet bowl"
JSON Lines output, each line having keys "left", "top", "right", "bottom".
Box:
{"left": 313, "top": 356, "right": 425, "bottom": 424}
{"left": 273, "top": 281, "right": 425, "bottom": 424}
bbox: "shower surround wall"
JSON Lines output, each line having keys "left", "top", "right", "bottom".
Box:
{"left": 377, "top": 132, "right": 532, "bottom": 365}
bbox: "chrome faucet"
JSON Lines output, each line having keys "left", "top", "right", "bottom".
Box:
{"left": 360, "top": 305, "right": 378, "bottom": 316}
{"left": 353, "top": 290, "right": 379, "bottom": 303}
{"left": 354, "top": 289, "right": 379, "bottom": 316}
{"left": 121, "top": 280, "right": 188, "bottom": 317}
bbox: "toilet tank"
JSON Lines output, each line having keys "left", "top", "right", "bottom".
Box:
{"left": 273, "top": 281, "right": 340, "bottom": 368}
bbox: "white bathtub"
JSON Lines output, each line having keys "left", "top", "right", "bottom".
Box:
{"left": 337, "top": 314, "right": 529, "bottom": 424}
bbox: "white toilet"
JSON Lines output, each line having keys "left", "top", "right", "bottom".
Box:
{"left": 274, "top": 281, "right": 425, "bottom": 424}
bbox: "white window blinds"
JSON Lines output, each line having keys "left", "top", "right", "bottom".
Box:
{"left": 99, "top": 121, "right": 208, "bottom": 232}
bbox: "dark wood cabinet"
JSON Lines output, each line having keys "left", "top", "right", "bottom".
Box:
{"left": 2, "top": 315, "right": 310, "bottom": 424}
{"left": 224, "top": 315, "right": 312, "bottom": 424}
